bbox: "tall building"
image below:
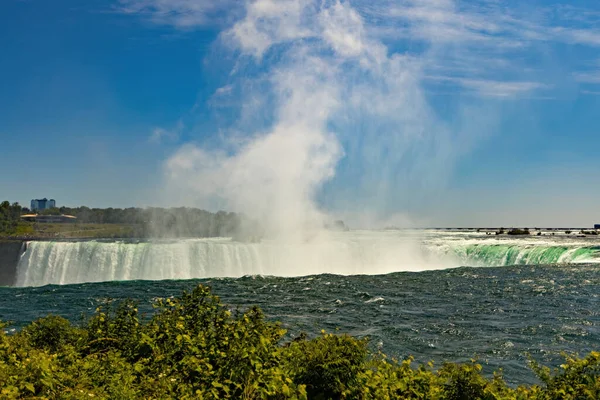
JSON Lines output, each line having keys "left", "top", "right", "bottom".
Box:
{"left": 31, "top": 198, "right": 56, "bottom": 211}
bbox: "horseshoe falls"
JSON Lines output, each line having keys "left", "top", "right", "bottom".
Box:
{"left": 15, "top": 231, "right": 600, "bottom": 287}
{"left": 15, "top": 232, "right": 445, "bottom": 286}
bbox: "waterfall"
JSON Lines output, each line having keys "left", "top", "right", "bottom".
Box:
{"left": 448, "top": 244, "right": 600, "bottom": 266}
{"left": 15, "top": 232, "right": 600, "bottom": 287}
{"left": 15, "top": 233, "right": 439, "bottom": 286}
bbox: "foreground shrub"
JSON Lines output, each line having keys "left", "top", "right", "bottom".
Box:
{"left": 283, "top": 333, "right": 369, "bottom": 398}
{"left": 528, "top": 352, "right": 600, "bottom": 399}
{"left": 0, "top": 285, "right": 599, "bottom": 399}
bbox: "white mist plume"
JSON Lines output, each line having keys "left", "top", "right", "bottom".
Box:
{"left": 117, "top": 0, "right": 600, "bottom": 229}
{"left": 164, "top": 0, "right": 459, "bottom": 236}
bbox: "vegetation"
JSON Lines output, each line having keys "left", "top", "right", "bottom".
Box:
{"left": 0, "top": 201, "right": 31, "bottom": 236}
{"left": 1, "top": 200, "right": 346, "bottom": 239}
{"left": 507, "top": 228, "right": 530, "bottom": 236}
{"left": 52, "top": 206, "right": 244, "bottom": 238}
{"left": 0, "top": 200, "right": 248, "bottom": 239}
{"left": 1, "top": 285, "right": 599, "bottom": 399}
{"left": 18, "top": 223, "right": 136, "bottom": 239}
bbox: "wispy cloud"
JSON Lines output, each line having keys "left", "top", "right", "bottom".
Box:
{"left": 426, "top": 75, "right": 550, "bottom": 97}
{"left": 357, "top": 0, "right": 600, "bottom": 95}
{"left": 574, "top": 71, "right": 600, "bottom": 84}
{"left": 117, "top": 0, "right": 237, "bottom": 28}
{"left": 214, "top": 84, "right": 233, "bottom": 96}
{"left": 149, "top": 120, "right": 183, "bottom": 144}
{"left": 552, "top": 27, "right": 600, "bottom": 46}
{"left": 117, "top": 0, "right": 600, "bottom": 97}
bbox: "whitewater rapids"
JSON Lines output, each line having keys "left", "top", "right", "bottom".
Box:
{"left": 15, "top": 230, "right": 600, "bottom": 286}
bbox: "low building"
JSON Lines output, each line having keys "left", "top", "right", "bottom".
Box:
{"left": 21, "top": 214, "right": 77, "bottom": 223}
{"left": 31, "top": 198, "right": 56, "bottom": 211}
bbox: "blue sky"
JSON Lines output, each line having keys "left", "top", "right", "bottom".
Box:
{"left": 1, "top": 0, "right": 599, "bottom": 227}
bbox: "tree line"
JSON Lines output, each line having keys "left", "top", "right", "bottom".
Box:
{"left": 0, "top": 200, "right": 250, "bottom": 238}
{"left": 55, "top": 206, "right": 245, "bottom": 238}
{"left": 0, "top": 201, "right": 24, "bottom": 235}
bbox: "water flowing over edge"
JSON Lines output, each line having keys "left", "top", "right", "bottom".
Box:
{"left": 15, "top": 231, "right": 600, "bottom": 287}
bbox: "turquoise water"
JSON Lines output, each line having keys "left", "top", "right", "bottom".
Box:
{"left": 453, "top": 244, "right": 600, "bottom": 265}
{"left": 1, "top": 263, "right": 599, "bottom": 385}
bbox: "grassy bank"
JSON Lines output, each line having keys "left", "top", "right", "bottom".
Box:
{"left": 1, "top": 200, "right": 244, "bottom": 239}
{"left": 1, "top": 285, "right": 598, "bottom": 399}
{"left": 0, "top": 222, "right": 137, "bottom": 239}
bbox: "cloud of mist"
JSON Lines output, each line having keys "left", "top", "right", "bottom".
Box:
{"left": 160, "top": 0, "right": 488, "bottom": 236}
{"left": 146, "top": 0, "right": 600, "bottom": 232}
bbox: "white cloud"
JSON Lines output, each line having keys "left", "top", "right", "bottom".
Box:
{"left": 552, "top": 27, "right": 600, "bottom": 46}
{"left": 149, "top": 120, "right": 183, "bottom": 144}
{"left": 117, "top": 0, "right": 237, "bottom": 28}
{"left": 574, "top": 71, "right": 600, "bottom": 84}
{"left": 225, "top": 0, "right": 313, "bottom": 58}
{"left": 426, "top": 76, "right": 551, "bottom": 97}
{"left": 118, "top": 0, "right": 600, "bottom": 96}
{"left": 319, "top": 3, "right": 368, "bottom": 58}
{"left": 214, "top": 84, "right": 233, "bottom": 95}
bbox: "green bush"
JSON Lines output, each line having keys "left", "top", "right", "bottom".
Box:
{"left": 0, "top": 284, "right": 599, "bottom": 399}
{"left": 283, "top": 332, "right": 368, "bottom": 398}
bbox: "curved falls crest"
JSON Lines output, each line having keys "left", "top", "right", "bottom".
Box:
{"left": 14, "top": 231, "right": 600, "bottom": 287}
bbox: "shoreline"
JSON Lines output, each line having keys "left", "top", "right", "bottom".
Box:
{"left": 2, "top": 226, "right": 600, "bottom": 241}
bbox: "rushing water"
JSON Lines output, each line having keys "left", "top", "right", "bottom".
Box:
{"left": 15, "top": 230, "right": 600, "bottom": 286}
{"left": 2, "top": 230, "right": 600, "bottom": 384}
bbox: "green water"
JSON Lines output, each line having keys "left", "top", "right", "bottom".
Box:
{"left": 455, "top": 244, "right": 599, "bottom": 266}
